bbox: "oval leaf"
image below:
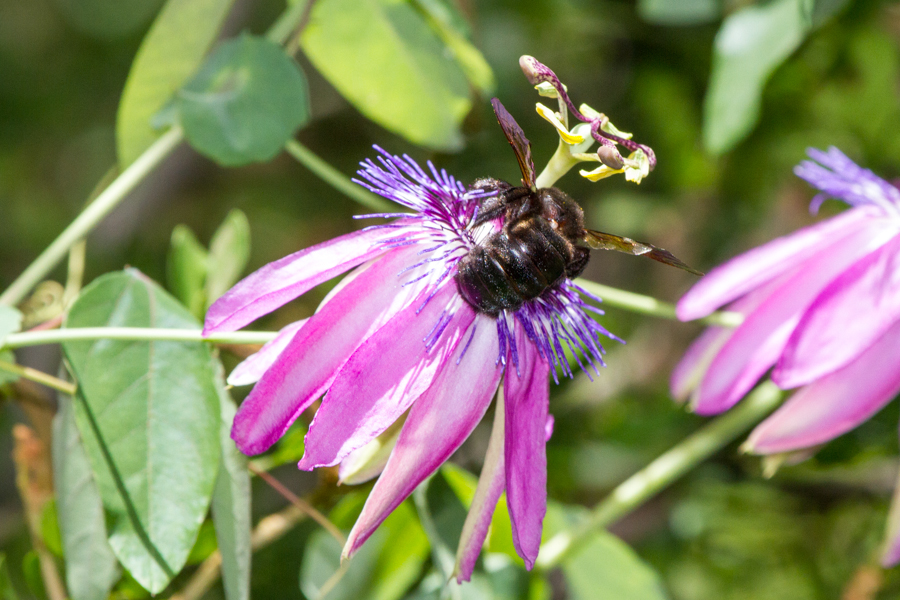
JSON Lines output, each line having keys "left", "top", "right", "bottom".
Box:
{"left": 206, "top": 209, "right": 251, "bottom": 305}
{"left": 300, "top": 0, "right": 471, "bottom": 152}
{"left": 551, "top": 502, "right": 668, "bottom": 600}
{"left": 116, "top": 0, "right": 236, "bottom": 166}
{"left": 62, "top": 269, "right": 221, "bottom": 594}
{"left": 702, "top": 0, "right": 808, "bottom": 154}
{"left": 167, "top": 224, "right": 209, "bottom": 320}
{"left": 210, "top": 367, "right": 251, "bottom": 600}
{"left": 52, "top": 397, "right": 120, "bottom": 600}
{"left": 178, "top": 35, "right": 311, "bottom": 166}
{"left": 299, "top": 501, "right": 427, "bottom": 600}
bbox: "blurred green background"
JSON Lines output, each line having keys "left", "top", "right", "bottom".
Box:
{"left": 3, "top": 0, "right": 900, "bottom": 598}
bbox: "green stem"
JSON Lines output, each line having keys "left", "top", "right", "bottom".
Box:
{"left": 284, "top": 140, "right": 396, "bottom": 213}
{"left": 0, "top": 128, "right": 184, "bottom": 308}
{"left": 2, "top": 327, "right": 276, "bottom": 350}
{"left": 575, "top": 278, "right": 743, "bottom": 328}
{"left": 0, "top": 359, "right": 77, "bottom": 395}
{"left": 1, "top": 280, "right": 739, "bottom": 351}
{"left": 535, "top": 381, "right": 784, "bottom": 570}
{"left": 535, "top": 141, "right": 580, "bottom": 189}
{"left": 266, "top": 0, "right": 311, "bottom": 44}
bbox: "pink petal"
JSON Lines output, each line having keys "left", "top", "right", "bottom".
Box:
{"left": 343, "top": 314, "right": 502, "bottom": 558}
{"left": 454, "top": 387, "right": 507, "bottom": 583}
{"left": 504, "top": 335, "right": 550, "bottom": 570}
{"left": 204, "top": 223, "right": 413, "bottom": 334}
{"left": 545, "top": 415, "right": 554, "bottom": 442}
{"left": 677, "top": 208, "right": 879, "bottom": 321}
{"left": 226, "top": 319, "right": 308, "bottom": 386}
{"left": 694, "top": 220, "right": 896, "bottom": 415}
{"left": 671, "top": 275, "right": 790, "bottom": 401}
{"left": 231, "top": 247, "right": 424, "bottom": 455}
{"left": 744, "top": 321, "right": 900, "bottom": 454}
{"left": 299, "top": 286, "right": 475, "bottom": 469}
{"left": 671, "top": 325, "right": 734, "bottom": 402}
{"left": 775, "top": 231, "right": 900, "bottom": 388}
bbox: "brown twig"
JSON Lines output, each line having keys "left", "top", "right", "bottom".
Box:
{"left": 249, "top": 463, "right": 345, "bottom": 544}
{"left": 12, "top": 425, "right": 67, "bottom": 600}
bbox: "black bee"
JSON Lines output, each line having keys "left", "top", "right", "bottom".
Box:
{"left": 454, "top": 98, "right": 700, "bottom": 316}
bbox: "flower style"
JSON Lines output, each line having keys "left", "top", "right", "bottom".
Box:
{"left": 671, "top": 147, "right": 900, "bottom": 564}
{"left": 203, "top": 147, "right": 618, "bottom": 579}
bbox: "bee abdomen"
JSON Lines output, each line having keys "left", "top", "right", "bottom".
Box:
{"left": 454, "top": 226, "right": 569, "bottom": 316}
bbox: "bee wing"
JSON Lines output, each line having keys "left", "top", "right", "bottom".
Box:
{"left": 584, "top": 230, "right": 703, "bottom": 276}
{"left": 491, "top": 98, "right": 536, "bottom": 189}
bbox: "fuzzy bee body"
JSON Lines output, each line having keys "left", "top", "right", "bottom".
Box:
{"left": 455, "top": 182, "right": 589, "bottom": 315}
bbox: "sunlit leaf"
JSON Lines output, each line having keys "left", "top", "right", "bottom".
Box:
{"left": 637, "top": 0, "right": 720, "bottom": 26}
{"left": 300, "top": 0, "right": 471, "bottom": 152}
{"left": 178, "top": 35, "right": 310, "bottom": 166}
{"left": 206, "top": 209, "right": 251, "bottom": 305}
{"left": 62, "top": 269, "right": 221, "bottom": 594}
{"left": 0, "top": 306, "right": 23, "bottom": 383}
{"left": 0, "top": 307, "right": 23, "bottom": 344}
{"left": 167, "top": 225, "right": 209, "bottom": 319}
{"left": 547, "top": 503, "right": 669, "bottom": 600}
{"left": 703, "top": 0, "right": 809, "bottom": 154}
{"left": 52, "top": 396, "right": 120, "bottom": 600}
{"left": 411, "top": 0, "right": 495, "bottom": 94}
{"left": 210, "top": 367, "right": 251, "bottom": 600}
{"left": 116, "top": 0, "right": 236, "bottom": 166}
{"left": 39, "top": 500, "right": 62, "bottom": 557}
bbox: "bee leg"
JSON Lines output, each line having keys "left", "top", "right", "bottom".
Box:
{"left": 471, "top": 179, "right": 513, "bottom": 226}
{"left": 565, "top": 247, "right": 590, "bottom": 278}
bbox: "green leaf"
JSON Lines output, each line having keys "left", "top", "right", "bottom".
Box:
{"left": 62, "top": 269, "right": 221, "bottom": 594}
{"left": 178, "top": 35, "right": 311, "bottom": 166}
{"left": 52, "top": 396, "right": 120, "bottom": 600}
{"left": 0, "top": 306, "right": 23, "bottom": 344}
{"left": 167, "top": 225, "right": 209, "bottom": 320}
{"left": 411, "top": 0, "right": 495, "bottom": 94}
{"left": 0, "top": 308, "right": 23, "bottom": 385}
{"left": 206, "top": 209, "right": 251, "bottom": 305}
{"left": 21, "top": 552, "right": 45, "bottom": 600}
{"left": 186, "top": 521, "right": 218, "bottom": 564}
{"left": 637, "top": 0, "right": 720, "bottom": 26}
{"left": 0, "top": 555, "right": 19, "bottom": 600}
{"left": 116, "top": 0, "right": 236, "bottom": 166}
{"left": 300, "top": 0, "right": 471, "bottom": 152}
{"left": 39, "top": 500, "right": 62, "bottom": 557}
{"left": 256, "top": 420, "right": 307, "bottom": 471}
{"left": 551, "top": 503, "right": 669, "bottom": 600}
{"left": 210, "top": 367, "right": 251, "bottom": 600}
{"left": 702, "top": 0, "right": 809, "bottom": 154}
{"left": 0, "top": 353, "right": 18, "bottom": 387}
{"left": 299, "top": 501, "right": 428, "bottom": 600}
